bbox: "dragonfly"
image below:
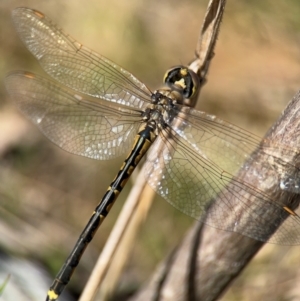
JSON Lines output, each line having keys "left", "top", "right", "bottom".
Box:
{"left": 4, "top": 7, "right": 300, "bottom": 301}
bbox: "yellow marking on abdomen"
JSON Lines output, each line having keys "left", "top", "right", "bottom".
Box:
{"left": 106, "top": 198, "right": 117, "bottom": 212}
{"left": 127, "top": 165, "right": 135, "bottom": 176}
{"left": 120, "top": 162, "right": 126, "bottom": 171}
{"left": 120, "top": 178, "right": 130, "bottom": 188}
{"left": 47, "top": 290, "right": 58, "bottom": 301}
{"left": 134, "top": 140, "right": 152, "bottom": 165}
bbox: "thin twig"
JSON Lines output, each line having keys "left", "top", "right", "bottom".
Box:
{"left": 79, "top": 1, "right": 226, "bottom": 300}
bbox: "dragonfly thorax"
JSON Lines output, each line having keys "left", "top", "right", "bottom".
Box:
{"left": 141, "top": 88, "right": 185, "bottom": 137}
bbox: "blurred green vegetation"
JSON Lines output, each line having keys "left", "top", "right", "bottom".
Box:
{"left": 1, "top": 0, "right": 300, "bottom": 300}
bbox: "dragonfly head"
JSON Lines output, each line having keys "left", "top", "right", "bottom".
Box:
{"left": 163, "top": 66, "right": 200, "bottom": 103}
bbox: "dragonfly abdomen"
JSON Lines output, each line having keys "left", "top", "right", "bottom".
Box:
{"left": 46, "top": 122, "right": 157, "bottom": 301}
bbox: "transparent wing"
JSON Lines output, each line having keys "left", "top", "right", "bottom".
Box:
{"left": 145, "top": 107, "right": 300, "bottom": 245}
{"left": 11, "top": 8, "right": 151, "bottom": 109}
{"left": 5, "top": 71, "right": 143, "bottom": 160}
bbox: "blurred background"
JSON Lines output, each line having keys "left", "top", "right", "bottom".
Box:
{"left": 1, "top": 0, "right": 300, "bottom": 300}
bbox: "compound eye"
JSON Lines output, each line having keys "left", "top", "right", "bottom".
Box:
{"left": 163, "top": 66, "right": 199, "bottom": 98}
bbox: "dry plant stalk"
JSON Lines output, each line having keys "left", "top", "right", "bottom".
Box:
{"left": 80, "top": 0, "right": 227, "bottom": 300}
{"left": 130, "top": 91, "right": 300, "bottom": 301}
{"left": 128, "top": 1, "right": 300, "bottom": 299}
